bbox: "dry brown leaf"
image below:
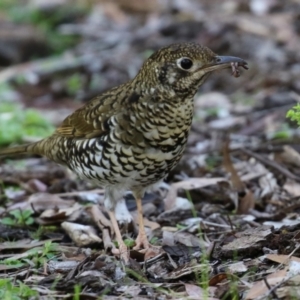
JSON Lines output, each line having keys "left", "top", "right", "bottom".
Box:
{"left": 246, "top": 268, "right": 288, "bottom": 299}
{"left": 280, "top": 145, "right": 300, "bottom": 167}
{"left": 37, "top": 202, "right": 83, "bottom": 225}
{"left": 209, "top": 273, "right": 229, "bottom": 286}
{"left": 266, "top": 254, "right": 300, "bottom": 265}
{"left": 8, "top": 193, "right": 75, "bottom": 212}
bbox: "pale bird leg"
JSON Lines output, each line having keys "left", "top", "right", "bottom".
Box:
{"left": 133, "top": 197, "right": 149, "bottom": 250}
{"left": 108, "top": 210, "right": 129, "bottom": 264}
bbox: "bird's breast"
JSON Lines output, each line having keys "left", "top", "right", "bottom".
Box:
{"left": 65, "top": 98, "right": 194, "bottom": 188}
{"left": 135, "top": 98, "right": 194, "bottom": 147}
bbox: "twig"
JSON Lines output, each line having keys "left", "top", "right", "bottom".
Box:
{"left": 88, "top": 205, "right": 113, "bottom": 251}
{"left": 263, "top": 277, "right": 280, "bottom": 300}
{"left": 241, "top": 148, "right": 300, "bottom": 182}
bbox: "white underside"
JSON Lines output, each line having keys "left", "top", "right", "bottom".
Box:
{"left": 114, "top": 198, "right": 133, "bottom": 224}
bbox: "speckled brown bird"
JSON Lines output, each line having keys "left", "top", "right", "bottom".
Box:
{"left": 0, "top": 42, "right": 248, "bottom": 263}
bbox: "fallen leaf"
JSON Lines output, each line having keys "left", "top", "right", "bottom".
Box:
{"left": 266, "top": 254, "right": 300, "bottom": 265}
{"left": 61, "top": 222, "right": 102, "bottom": 247}
{"left": 185, "top": 283, "right": 205, "bottom": 298}
{"left": 209, "top": 273, "right": 229, "bottom": 286}
{"left": 246, "top": 269, "right": 288, "bottom": 299}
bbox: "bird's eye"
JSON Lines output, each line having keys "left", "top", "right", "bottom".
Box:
{"left": 178, "top": 58, "right": 193, "bottom": 70}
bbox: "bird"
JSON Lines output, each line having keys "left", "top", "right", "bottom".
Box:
{"left": 0, "top": 42, "right": 248, "bottom": 263}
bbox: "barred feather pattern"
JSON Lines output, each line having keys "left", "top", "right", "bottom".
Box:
{"left": 35, "top": 85, "right": 194, "bottom": 191}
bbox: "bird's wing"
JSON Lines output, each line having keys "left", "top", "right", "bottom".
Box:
{"left": 55, "top": 84, "right": 131, "bottom": 139}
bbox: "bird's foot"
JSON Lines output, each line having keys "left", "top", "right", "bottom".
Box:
{"left": 133, "top": 231, "right": 149, "bottom": 250}
{"left": 133, "top": 232, "right": 161, "bottom": 260}
{"left": 111, "top": 242, "right": 129, "bottom": 264}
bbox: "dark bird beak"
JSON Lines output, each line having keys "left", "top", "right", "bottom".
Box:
{"left": 215, "top": 56, "right": 248, "bottom": 69}
{"left": 200, "top": 55, "right": 248, "bottom": 75}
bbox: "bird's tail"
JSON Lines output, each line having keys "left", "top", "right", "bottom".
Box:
{"left": 0, "top": 142, "right": 40, "bottom": 157}
{"left": 0, "top": 138, "right": 65, "bottom": 164}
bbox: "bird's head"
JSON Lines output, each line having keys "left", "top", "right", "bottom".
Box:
{"left": 138, "top": 42, "right": 248, "bottom": 96}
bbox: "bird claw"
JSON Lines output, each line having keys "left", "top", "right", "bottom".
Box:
{"left": 133, "top": 232, "right": 149, "bottom": 251}
{"left": 133, "top": 240, "right": 149, "bottom": 251}
{"left": 111, "top": 243, "right": 130, "bottom": 264}
{"left": 132, "top": 232, "right": 161, "bottom": 259}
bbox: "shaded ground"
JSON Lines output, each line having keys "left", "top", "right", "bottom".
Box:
{"left": 1, "top": 0, "right": 300, "bottom": 299}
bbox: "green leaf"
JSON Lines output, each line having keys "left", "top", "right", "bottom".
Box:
{"left": 8, "top": 210, "right": 22, "bottom": 219}
{"left": 25, "top": 217, "right": 35, "bottom": 225}
{"left": 0, "top": 101, "right": 54, "bottom": 145}
{"left": 0, "top": 217, "right": 15, "bottom": 225}
{"left": 287, "top": 104, "right": 300, "bottom": 126}
{"left": 124, "top": 239, "right": 135, "bottom": 248}
{"left": 22, "top": 210, "right": 33, "bottom": 219}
